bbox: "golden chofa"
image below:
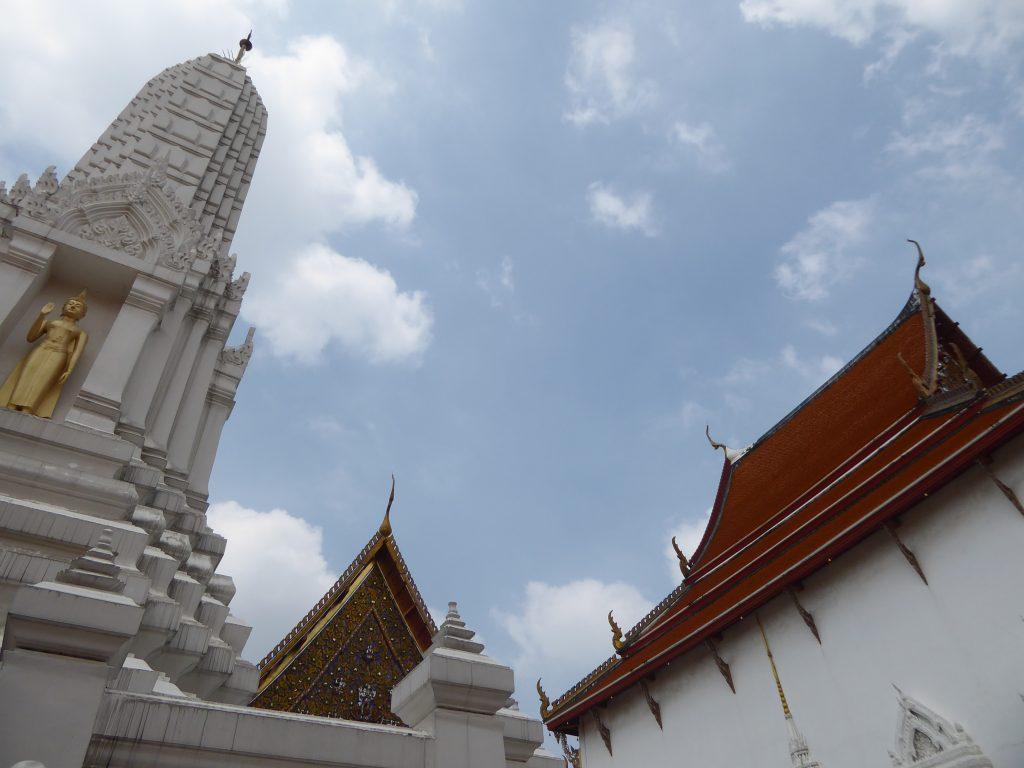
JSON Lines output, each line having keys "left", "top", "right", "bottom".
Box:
{"left": 0, "top": 290, "right": 89, "bottom": 418}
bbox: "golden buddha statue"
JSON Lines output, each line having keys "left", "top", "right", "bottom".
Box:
{"left": 0, "top": 290, "right": 89, "bottom": 419}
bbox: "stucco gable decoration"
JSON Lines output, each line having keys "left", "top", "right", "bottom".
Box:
{"left": 889, "top": 688, "right": 993, "bottom": 768}
{"left": 21, "top": 160, "right": 220, "bottom": 272}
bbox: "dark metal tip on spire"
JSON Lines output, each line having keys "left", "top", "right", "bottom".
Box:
{"left": 235, "top": 31, "right": 254, "bottom": 64}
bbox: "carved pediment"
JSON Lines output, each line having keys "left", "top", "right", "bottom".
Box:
{"left": 29, "top": 161, "right": 220, "bottom": 272}
{"left": 889, "top": 688, "right": 993, "bottom": 768}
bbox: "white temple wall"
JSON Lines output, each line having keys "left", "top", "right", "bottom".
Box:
{"left": 165, "top": 321, "right": 229, "bottom": 479}
{"left": 579, "top": 433, "right": 1024, "bottom": 768}
{"left": 140, "top": 296, "right": 197, "bottom": 431}
{"left": 118, "top": 291, "right": 193, "bottom": 440}
{"left": 145, "top": 305, "right": 214, "bottom": 459}
{"left": 0, "top": 231, "right": 55, "bottom": 342}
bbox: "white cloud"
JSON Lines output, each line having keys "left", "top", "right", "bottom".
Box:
{"left": 244, "top": 243, "right": 432, "bottom": 364}
{"left": 587, "top": 182, "right": 657, "bottom": 236}
{"left": 739, "top": 0, "right": 1024, "bottom": 62}
{"left": 244, "top": 36, "right": 417, "bottom": 239}
{"left": 774, "top": 198, "right": 874, "bottom": 301}
{"left": 665, "top": 509, "right": 712, "bottom": 582}
{"left": 208, "top": 500, "right": 337, "bottom": 660}
{"left": 235, "top": 37, "right": 427, "bottom": 364}
{"left": 493, "top": 579, "right": 652, "bottom": 699}
{"left": 564, "top": 20, "right": 655, "bottom": 126}
{"left": 672, "top": 121, "right": 731, "bottom": 173}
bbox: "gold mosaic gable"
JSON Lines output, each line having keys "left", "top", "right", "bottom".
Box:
{"left": 251, "top": 564, "right": 424, "bottom": 724}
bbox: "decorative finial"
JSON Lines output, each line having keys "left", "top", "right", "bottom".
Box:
{"left": 56, "top": 527, "right": 124, "bottom": 593}
{"left": 907, "top": 239, "right": 930, "bottom": 298}
{"left": 537, "top": 678, "right": 553, "bottom": 719}
{"left": 234, "top": 30, "right": 253, "bottom": 64}
{"left": 379, "top": 474, "right": 395, "bottom": 535}
{"left": 705, "top": 424, "right": 724, "bottom": 452}
{"left": 608, "top": 610, "right": 626, "bottom": 653}
{"left": 755, "top": 615, "right": 791, "bottom": 718}
{"left": 433, "top": 598, "right": 485, "bottom": 653}
{"left": 705, "top": 425, "right": 747, "bottom": 462}
{"left": 671, "top": 535, "right": 690, "bottom": 577}
{"left": 445, "top": 601, "right": 460, "bottom": 622}
{"left": 896, "top": 352, "right": 933, "bottom": 399}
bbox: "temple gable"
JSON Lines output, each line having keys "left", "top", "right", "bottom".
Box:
{"left": 252, "top": 519, "right": 436, "bottom": 725}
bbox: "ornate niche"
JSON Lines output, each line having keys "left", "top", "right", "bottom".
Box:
{"left": 889, "top": 689, "right": 993, "bottom": 768}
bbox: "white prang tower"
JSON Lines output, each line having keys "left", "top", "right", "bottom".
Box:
{"left": 0, "top": 44, "right": 265, "bottom": 768}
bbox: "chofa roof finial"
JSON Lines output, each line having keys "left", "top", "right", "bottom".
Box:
{"left": 671, "top": 535, "right": 691, "bottom": 577}
{"left": 705, "top": 425, "right": 747, "bottom": 462}
{"left": 908, "top": 239, "right": 930, "bottom": 298}
{"left": 234, "top": 31, "right": 253, "bottom": 64}
{"left": 379, "top": 474, "right": 395, "bottom": 536}
{"left": 537, "top": 678, "right": 553, "bottom": 719}
{"left": 896, "top": 239, "right": 940, "bottom": 400}
{"left": 608, "top": 610, "right": 626, "bottom": 653}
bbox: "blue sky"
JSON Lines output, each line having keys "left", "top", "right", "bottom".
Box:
{"left": 2, "top": 0, "right": 1023, "bottom": 715}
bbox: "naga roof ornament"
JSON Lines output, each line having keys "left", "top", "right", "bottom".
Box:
{"left": 608, "top": 610, "right": 626, "bottom": 654}
{"left": 537, "top": 678, "right": 553, "bottom": 719}
{"left": 705, "top": 425, "right": 748, "bottom": 462}
{"left": 898, "top": 240, "right": 940, "bottom": 399}
{"left": 898, "top": 241, "right": 986, "bottom": 401}
{"left": 379, "top": 474, "right": 396, "bottom": 536}
{"left": 671, "top": 536, "right": 690, "bottom": 577}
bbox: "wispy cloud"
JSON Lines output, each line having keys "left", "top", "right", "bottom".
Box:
{"left": 886, "top": 113, "right": 1004, "bottom": 179}
{"left": 477, "top": 256, "right": 516, "bottom": 308}
{"left": 740, "top": 0, "right": 1024, "bottom": 62}
{"left": 587, "top": 182, "right": 657, "bottom": 236}
{"left": 564, "top": 19, "right": 655, "bottom": 126}
{"left": 863, "top": 27, "right": 918, "bottom": 81}
{"left": 774, "top": 198, "right": 874, "bottom": 301}
{"left": 672, "top": 120, "right": 731, "bottom": 173}
{"left": 806, "top": 317, "right": 839, "bottom": 336}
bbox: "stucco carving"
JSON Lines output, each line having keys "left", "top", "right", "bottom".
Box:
{"left": 8, "top": 161, "right": 223, "bottom": 272}
{"left": 219, "top": 326, "right": 255, "bottom": 367}
{"left": 889, "top": 689, "right": 993, "bottom": 767}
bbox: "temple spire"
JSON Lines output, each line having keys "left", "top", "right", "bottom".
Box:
{"left": 756, "top": 616, "right": 823, "bottom": 768}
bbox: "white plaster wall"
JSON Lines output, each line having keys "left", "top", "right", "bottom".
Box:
{"left": 579, "top": 432, "right": 1024, "bottom": 768}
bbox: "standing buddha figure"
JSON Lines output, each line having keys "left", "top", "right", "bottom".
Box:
{"left": 0, "top": 290, "right": 89, "bottom": 418}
